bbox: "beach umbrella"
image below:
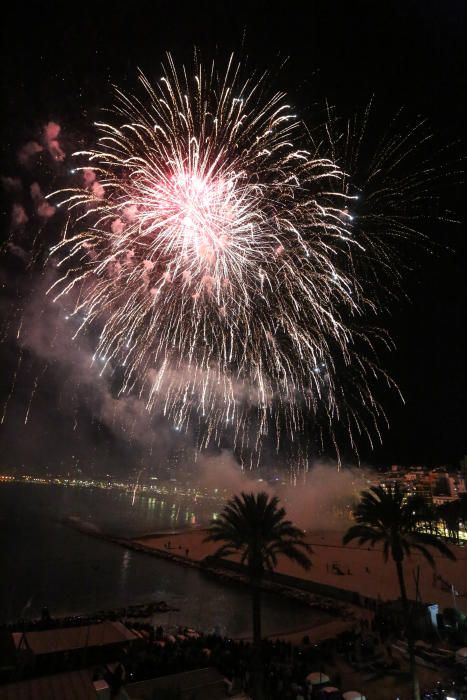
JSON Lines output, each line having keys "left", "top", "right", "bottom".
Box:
{"left": 343, "top": 691, "right": 366, "bottom": 700}
{"left": 306, "top": 672, "right": 330, "bottom": 685}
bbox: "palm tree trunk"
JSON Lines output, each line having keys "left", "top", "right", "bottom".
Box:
{"left": 251, "top": 579, "right": 263, "bottom": 700}
{"left": 395, "top": 558, "right": 420, "bottom": 700}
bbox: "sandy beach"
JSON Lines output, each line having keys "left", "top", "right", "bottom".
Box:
{"left": 133, "top": 528, "right": 466, "bottom": 612}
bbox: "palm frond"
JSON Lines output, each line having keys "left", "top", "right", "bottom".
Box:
{"left": 410, "top": 532, "right": 456, "bottom": 561}
{"left": 343, "top": 524, "right": 385, "bottom": 547}
{"left": 344, "top": 483, "right": 456, "bottom": 570}
{"left": 204, "top": 491, "right": 311, "bottom": 577}
{"left": 208, "top": 543, "right": 238, "bottom": 561}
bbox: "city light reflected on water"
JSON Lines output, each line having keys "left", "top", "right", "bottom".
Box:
{"left": 0, "top": 481, "right": 329, "bottom": 637}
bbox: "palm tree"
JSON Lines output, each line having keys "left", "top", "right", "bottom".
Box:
{"left": 437, "top": 500, "right": 461, "bottom": 543}
{"left": 204, "top": 491, "right": 312, "bottom": 699}
{"left": 343, "top": 483, "right": 456, "bottom": 700}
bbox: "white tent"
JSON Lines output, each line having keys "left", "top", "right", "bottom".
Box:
{"left": 306, "top": 672, "right": 330, "bottom": 685}
{"left": 343, "top": 692, "right": 366, "bottom": 700}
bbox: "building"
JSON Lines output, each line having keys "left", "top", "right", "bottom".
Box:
{"left": 0, "top": 666, "right": 230, "bottom": 700}
{"left": 0, "top": 670, "right": 112, "bottom": 700}
{"left": 13, "top": 621, "right": 137, "bottom": 674}
{"left": 380, "top": 466, "right": 466, "bottom": 503}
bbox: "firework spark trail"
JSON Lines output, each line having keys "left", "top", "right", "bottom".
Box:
{"left": 1, "top": 349, "right": 23, "bottom": 424}
{"left": 47, "top": 56, "right": 409, "bottom": 461}
{"left": 131, "top": 467, "right": 145, "bottom": 506}
{"left": 24, "top": 363, "right": 48, "bottom": 425}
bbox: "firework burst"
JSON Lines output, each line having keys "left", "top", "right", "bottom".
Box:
{"left": 49, "top": 56, "right": 404, "bottom": 462}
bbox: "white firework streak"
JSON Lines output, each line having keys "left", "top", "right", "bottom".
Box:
{"left": 48, "top": 55, "right": 397, "bottom": 460}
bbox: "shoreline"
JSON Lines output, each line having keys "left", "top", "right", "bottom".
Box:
{"left": 45, "top": 518, "right": 360, "bottom": 643}
{"left": 2, "top": 604, "right": 346, "bottom": 645}
{"left": 3, "top": 514, "right": 346, "bottom": 641}
{"left": 52, "top": 517, "right": 465, "bottom": 647}
{"left": 65, "top": 518, "right": 361, "bottom": 609}
{"left": 131, "top": 525, "right": 466, "bottom": 611}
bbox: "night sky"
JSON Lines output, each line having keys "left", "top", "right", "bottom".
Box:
{"left": 1, "top": 1, "right": 465, "bottom": 473}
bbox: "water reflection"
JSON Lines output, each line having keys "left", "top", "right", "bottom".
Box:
{"left": 119, "top": 550, "right": 131, "bottom": 594}
{"left": 0, "top": 483, "right": 329, "bottom": 637}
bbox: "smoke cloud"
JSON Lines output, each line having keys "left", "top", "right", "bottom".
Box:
{"left": 8, "top": 266, "right": 373, "bottom": 505}
{"left": 10, "top": 203, "right": 28, "bottom": 229}
{"left": 195, "top": 449, "right": 369, "bottom": 531}
{"left": 30, "top": 182, "right": 56, "bottom": 219}
{"left": 43, "top": 121, "right": 65, "bottom": 162}
{"left": 17, "top": 141, "right": 43, "bottom": 165}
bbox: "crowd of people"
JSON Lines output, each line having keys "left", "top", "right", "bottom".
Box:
{"left": 118, "top": 625, "right": 346, "bottom": 698}
{"left": 106, "top": 615, "right": 466, "bottom": 699}
{"left": 4, "top": 604, "right": 466, "bottom": 698}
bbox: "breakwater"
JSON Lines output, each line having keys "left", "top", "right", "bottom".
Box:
{"left": 64, "top": 518, "right": 362, "bottom": 621}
